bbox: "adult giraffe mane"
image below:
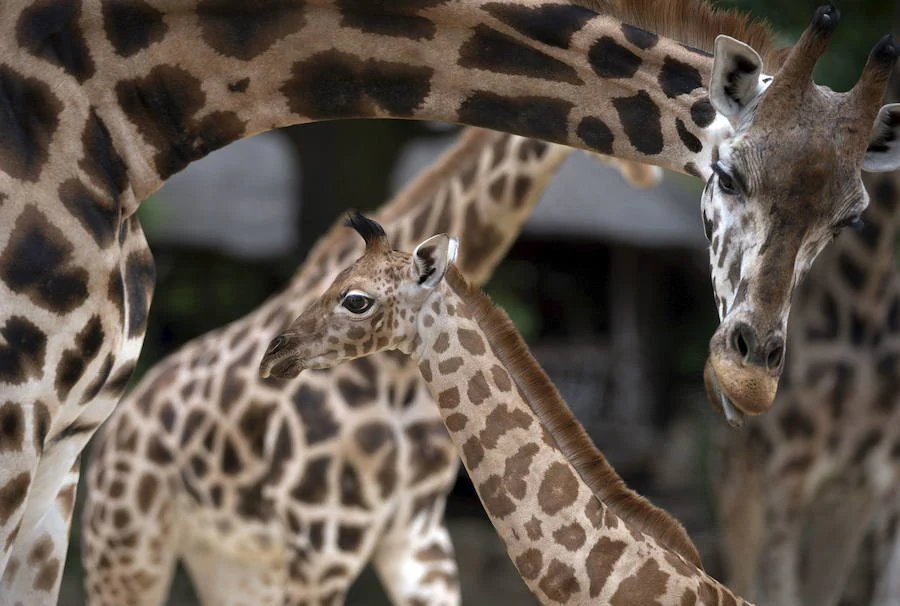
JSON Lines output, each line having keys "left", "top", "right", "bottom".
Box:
{"left": 583, "top": 0, "right": 786, "bottom": 70}
{"left": 442, "top": 265, "right": 705, "bottom": 569}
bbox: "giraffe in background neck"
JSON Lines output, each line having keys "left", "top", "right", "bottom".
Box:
{"left": 260, "top": 214, "right": 752, "bottom": 605}
{"left": 2, "top": 1, "right": 899, "bottom": 601}
{"left": 81, "top": 128, "right": 589, "bottom": 606}
{"left": 714, "top": 165, "right": 900, "bottom": 605}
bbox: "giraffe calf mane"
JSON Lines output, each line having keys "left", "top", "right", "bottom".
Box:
{"left": 443, "top": 266, "right": 705, "bottom": 569}
{"left": 580, "top": 0, "right": 787, "bottom": 71}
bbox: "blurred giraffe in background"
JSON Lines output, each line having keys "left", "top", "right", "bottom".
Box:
{"left": 82, "top": 129, "right": 660, "bottom": 605}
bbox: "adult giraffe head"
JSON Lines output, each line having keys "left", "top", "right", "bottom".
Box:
{"left": 699, "top": 6, "right": 900, "bottom": 424}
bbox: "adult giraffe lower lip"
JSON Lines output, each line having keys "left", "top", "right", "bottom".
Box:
{"left": 703, "top": 355, "right": 778, "bottom": 422}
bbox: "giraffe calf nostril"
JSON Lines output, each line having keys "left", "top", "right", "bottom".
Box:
{"left": 267, "top": 335, "right": 288, "bottom": 355}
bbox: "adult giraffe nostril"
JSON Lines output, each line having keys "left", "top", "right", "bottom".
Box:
{"left": 730, "top": 323, "right": 755, "bottom": 361}
{"left": 765, "top": 338, "right": 785, "bottom": 371}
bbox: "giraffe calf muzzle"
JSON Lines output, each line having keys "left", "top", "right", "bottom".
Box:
{"left": 259, "top": 334, "right": 306, "bottom": 379}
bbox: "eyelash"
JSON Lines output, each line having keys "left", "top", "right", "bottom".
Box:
{"left": 712, "top": 162, "right": 739, "bottom": 196}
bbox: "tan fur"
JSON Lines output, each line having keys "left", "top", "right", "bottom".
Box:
{"left": 443, "top": 266, "right": 704, "bottom": 569}
{"left": 582, "top": 0, "right": 787, "bottom": 70}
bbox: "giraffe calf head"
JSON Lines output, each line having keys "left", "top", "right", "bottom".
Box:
{"left": 701, "top": 6, "right": 900, "bottom": 423}
{"left": 259, "top": 213, "right": 458, "bottom": 379}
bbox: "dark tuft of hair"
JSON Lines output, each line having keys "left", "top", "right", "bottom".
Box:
{"left": 344, "top": 211, "right": 387, "bottom": 247}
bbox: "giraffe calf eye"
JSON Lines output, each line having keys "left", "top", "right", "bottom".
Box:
{"left": 342, "top": 294, "right": 374, "bottom": 314}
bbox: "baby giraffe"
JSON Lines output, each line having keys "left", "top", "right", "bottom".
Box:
{"left": 260, "top": 214, "right": 750, "bottom": 606}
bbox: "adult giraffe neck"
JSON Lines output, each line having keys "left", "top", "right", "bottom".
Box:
{"left": 2, "top": 0, "right": 733, "bottom": 203}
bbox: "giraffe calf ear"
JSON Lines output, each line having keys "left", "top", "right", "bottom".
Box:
{"left": 862, "top": 104, "right": 900, "bottom": 172}
{"left": 710, "top": 35, "right": 765, "bottom": 126}
{"left": 411, "top": 234, "right": 459, "bottom": 289}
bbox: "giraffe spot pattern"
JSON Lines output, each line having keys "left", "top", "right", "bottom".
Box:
{"left": 336, "top": 0, "right": 441, "bottom": 40}
{"left": 291, "top": 456, "right": 331, "bottom": 504}
{"left": 33, "top": 401, "right": 49, "bottom": 453}
{"left": 32, "top": 557, "right": 61, "bottom": 592}
{"left": 0, "top": 65, "right": 62, "bottom": 181}
{"left": 0, "top": 206, "right": 89, "bottom": 313}
{"left": 457, "top": 328, "right": 486, "bottom": 355}
{"left": 539, "top": 559, "right": 580, "bottom": 603}
{"left": 458, "top": 92, "right": 572, "bottom": 144}
{"left": 123, "top": 249, "right": 156, "bottom": 338}
{"left": 238, "top": 402, "right": 273, "bottom": 457}
{"left": 515, "top": 548, "right": 543, "bottom": 580}
{"left": 477, "top": 474, "right": 516, "bottom": 519}
{"left": 355, "top": 421, "right": 394, "bottom": 454}
{"left": 502, "top": 442, "right": 539, "bottom": 499}
{"left": 102, "top": 0, "right": 167, "bottom": 57}
{"left": 577, "top": 116, "right": 615, "bottom": 154}
{"left": 116, "top": 65, "right": 247, "bottom": 179}
{"left": 145, "top": 435, "right": 172, "bottom": 465}
{"left": 659, "top": 56, "right": 703, "bottom": 98}
{"left": 80, "top": 108, "right": 128, "bottom": 198}
{"left": 438, "top": 356, "right": 464, "bottom": 374}
{"left": 676, "top": 118, "right": 702, "bottom": 153}
{"left": 621, "top": 23, "right": 658, "bottom": 49}
{"left": 690, "top": 98, "right": 716, "bottom": 128}
{"left": 197, "top": 0, "right": 306, "bottom": 60}
{"left": 295, "top": 384, "right": 340, "bottom": 444}
{"left": 537, "top": 462, "right": 579, "bottom": 515}
{"left": 491, "top": 364, "right": 512, "bottom": 392}
{"left": 59, "top": 179, "right": 119, "bottom": 250}
{"left": 406, "top": 421, "right": 451, "bottom": 484}
{"left": 467, "top": 369, "right": 492, "bottom": 405}
{"left": 340, "top": 463, "right": 367, "bottom": 508}
{"left": 17, "top": 0, "right": 95, "bottom": 82}
{"left": 445, "top": 413, "right": 467, "bottom": 431}
{"left": 459, "top": 25, "right": 582, "bottom": 85}
{"left": 55, "top": 315, "right": 104, "bottom": 400}
{"left": 221, "top": 437, "right": 242, "bottom": 474}
{"left": 0, "top": 471, "right": 30, "bottom": 524}
{"left": 135, "top": 474, "right": 157, "bottom": 514}
{"left": 838, "top": 251, "right": 866, "bottom": 290}
{"left": 282, "top": 50, "right": 433, "bottom": 119}
{"left": 437, "top": 386, "right": 460, "bottom": 409}
{"left": 525, "top": 515, "right": 542, "bottom": 540}
{"left": 614, "top": 90, "right": 663, "bottom": 155}
{"left": 459, "top": 204, "right": 506, "bottom": 275}
{"left": 589, "top": 36, "right": 642, "bottom": 79}
{"left": 0, "top": 402, "right": 25, "bottom": 453}
{"left": 376, "top": 442, "right": 398, "bottom": 498}
{"left": 553, "top": 521, "right": 587, "bottom": 551}
{"left": 484, "top": 3, "right": 594, "bottom": 49}
{"left": 586, "top": 536, "right": 628, "bottom": 597}
{"left": 0, "top": 316, "right": 47, "bottom": 385}
{"left": 609, "top": 559, "right": 669, "bottom": 605}
{"left": 479, "top": 404, "right": 531, "bottom": 448}
{"left": 461, "top": 436, "right": 484, "bottom": 469}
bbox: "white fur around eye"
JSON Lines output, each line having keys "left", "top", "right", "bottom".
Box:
{"left": 339, "top": 290, "right": 376, "bottom": 316}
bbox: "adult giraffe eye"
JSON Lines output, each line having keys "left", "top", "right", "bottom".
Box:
{"left": 342, "top": 294, "right": 374, "bottom": 314}
{"left": 713, "top": 162, "right": 739, "bottom": 196}
{"left": 833, "top": 214, "right": 864, "bottom": 236}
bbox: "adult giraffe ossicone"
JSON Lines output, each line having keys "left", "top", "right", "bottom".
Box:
{"left": 2, "top": 1, "right": 900, "bottom": 600}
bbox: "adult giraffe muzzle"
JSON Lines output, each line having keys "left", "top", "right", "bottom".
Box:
{"left": 701, "top": 6, "right": 900, "bottom": 425}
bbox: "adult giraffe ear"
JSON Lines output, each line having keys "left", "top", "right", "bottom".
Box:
{"left": 862, "top": 104, "right": 900, "bottom": 172}
{"left": 411, "top": 234, "right": 459, "bottom": 289}
{"left": 710, "top": 35, "right": 766, "bottom": 127}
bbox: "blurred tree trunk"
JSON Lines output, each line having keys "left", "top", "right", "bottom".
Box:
{"left": 281, "top": 121, "right": 432, "bottom": 260}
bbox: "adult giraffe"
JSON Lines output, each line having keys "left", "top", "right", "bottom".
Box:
{"left": 1, "top": 1, "right": 900, "bottom": 602}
